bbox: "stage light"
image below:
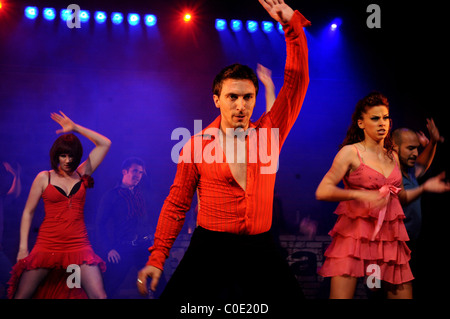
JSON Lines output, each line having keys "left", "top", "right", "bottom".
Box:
{"left": 215, "top": 19, "right": 226, "bottom": 31}
{"left": 128, "top": 13, "right": 140, "bottom": 26}
{"left": 43, "top": 7, "right": 56, "bottom": 21}
{"left": 262, "top": 21, "right": 274, "bottom": 33}
{"left": 231, "top": 19, "right": 242, "bottom": 32}
{"left": 79, "top": 10, "right": 89, "bottom": 22}
{"left": 144, "top": 14, "right": 157, "bottom": 27}
{"left": 60, "top": 9, "right": 71, "bottom": 21}
{"left": 330, "top": 18, "right": 342, "bottom": 31}
{"left": 0, "top": 2, "right": 2, "bottom": 10}
{"left": 25, "top": 6, "right": 38, "bottom": 19}
{"left": 111, "top": 12, "right": 123, "bottom": 25}
{"left": 95, "top": 11, "right": 107, "bottom": 24}
{"left": 246, "top": 20, "right": 258, "bottom": 33}
{"left": 183, "top": 13, "right": 191, "bottom": 22}
{"left": 277, "top": 22, "right": 284, "bottom": 34}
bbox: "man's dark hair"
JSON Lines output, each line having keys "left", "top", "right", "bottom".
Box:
{"left": 212, "top": 63, "right": 259, "bottom": 97}
{"left": 121, "top": 157, "right": 146, "bottom": 173}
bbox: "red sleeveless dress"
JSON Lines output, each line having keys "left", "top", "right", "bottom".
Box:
{"left": 318, "top": 147, "right": 414, "bottom": 285}
{"left": 8, "top": 172, "right": 105, "bottom": 298}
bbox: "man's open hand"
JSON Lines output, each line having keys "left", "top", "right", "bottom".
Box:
{"left": 258, "top": 0, "right": 294, "bottom": 24}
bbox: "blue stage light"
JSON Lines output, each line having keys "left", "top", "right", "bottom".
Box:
{"left": 60, "top": 9, "right": 71, "bottom": 21}
{"left": 79, "top": 10, "right": 89, "bottom": 22}
{"left": 24, "top": 6, "right": 38, "bottom": 19}
{"left": 246, "top": 20, "right": 258, "bottom": 33}
{"left": 144, "top": 14, "right": 157, "bottom": 27}
{"left": 128, "top": 13, "right": 140, "bottom": 26}
{"left": 95, "top": 11, "right": 107, "bottom": 24}
{"left": 277, "top": 22, "right": 284, "bottom": 34}
{"left": 231, "top": 19, "right": 242, "bottom": 32}
{"left": 262, "top": 21, "right": 274, "bottom": 33}
{"left": 330, "top": 18, "right": 342, "bottom": 31}
{"left": 43, "top": 8, "right": 56, "bottom": 21}
{"left": 215, "top": 19, "right": 226, "bottom": 31}
{"left": 111, "top": 12, "right": 123, "bottom": 25}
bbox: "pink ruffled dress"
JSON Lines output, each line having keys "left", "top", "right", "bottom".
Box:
{"left": 8, "top": 173, "right": 105, "bottom": 298}
{"left": 318, "top": 147, "right": 414, "bottom": 285}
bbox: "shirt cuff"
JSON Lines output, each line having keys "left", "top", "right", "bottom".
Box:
{"left": 282, "top": 10, "right": 311, "bottom": 36}
{"left": 146, "top": 249, "right": 166, "bottom": 271}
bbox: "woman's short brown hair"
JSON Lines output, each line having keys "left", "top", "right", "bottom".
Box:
{"left": 49, "top": 134, "right": 83, "bottom": 172}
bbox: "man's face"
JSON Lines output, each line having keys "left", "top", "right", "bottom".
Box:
{"left": 397, "top": 131, "right": 420, "bottom": 168}
{"left": 122, "top": 163, "right": 144, "bottom": 188}
{"left": 213, "top": 79, "right": 256, "bottom": 132}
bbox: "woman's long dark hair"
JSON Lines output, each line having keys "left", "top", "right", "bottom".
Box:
{"left": 340, "top": 91, "right": 394, "bottom": 158}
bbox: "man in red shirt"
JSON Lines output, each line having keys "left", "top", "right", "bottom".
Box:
{"left": 138, "top": 0, "right": 310, "bottom": 306}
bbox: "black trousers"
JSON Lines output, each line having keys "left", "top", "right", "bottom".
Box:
{"left": 103, "top": 244, "right": 167, "bottom": 299}
{"left": 160, "top": 227, "right": 304, "bottom": 308}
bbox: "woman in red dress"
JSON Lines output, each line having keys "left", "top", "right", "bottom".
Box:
{"left": 316, "top": 92, "right": 450, "bottom": 298}
{"left": 8, "top": 111, "right": 111, "bottom": 299}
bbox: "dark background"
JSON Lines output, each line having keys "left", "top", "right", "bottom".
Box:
{"left": 1, "top": 0, "right": 447, "bottom": 299}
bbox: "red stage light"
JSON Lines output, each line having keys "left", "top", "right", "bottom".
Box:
{"left": 183, "top": 13, "right": 192, "bottom": 22}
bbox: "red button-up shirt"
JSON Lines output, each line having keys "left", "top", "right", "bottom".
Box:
{"left": 148, "top": 11, "right": 311, "bottom": 270}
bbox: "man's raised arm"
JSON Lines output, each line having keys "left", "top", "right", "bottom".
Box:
{"left": 261, "top": 0, "right": 311, "bottom": 148}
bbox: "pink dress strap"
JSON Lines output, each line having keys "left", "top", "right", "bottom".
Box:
{"left": 353, "top": 145, "right": 363, "bottom": 163}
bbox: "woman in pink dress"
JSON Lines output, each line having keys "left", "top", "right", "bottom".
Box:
{"left": 8, "top": 111, "right": 111, "bottom": 299}
{"left": 316, "top": 92, "right": 450, "bottom": 298}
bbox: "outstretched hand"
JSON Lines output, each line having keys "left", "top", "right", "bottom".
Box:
{"left": 423, "top": 172, "right": 450, "bottom": 193}
{"left": 426, "top": 118, "right": 444, "bottom": 144}
{"left": 416, "top": 131, "right": 429, "bottom": 147}
{"left": 256, "top": 63, "right": 274, "bottom": 89}
{"left": 51, "top": 111, "right": 77, "bottom": 134}
{"left": 258, "top": 0, "right": 294, "bottom": 24}
{"left": 3, "top": 161, "right": 21, "bottom": 177}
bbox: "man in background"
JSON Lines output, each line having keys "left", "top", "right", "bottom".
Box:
{"left": 97, "top": 157, "right": 163, "bottom": 298}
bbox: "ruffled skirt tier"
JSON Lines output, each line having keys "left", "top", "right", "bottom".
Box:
{"left": 318, "top": 206, "right": 414, "bottom": 285}
{"left": 7, "top": 247, "right": 106, "bottom": 299}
